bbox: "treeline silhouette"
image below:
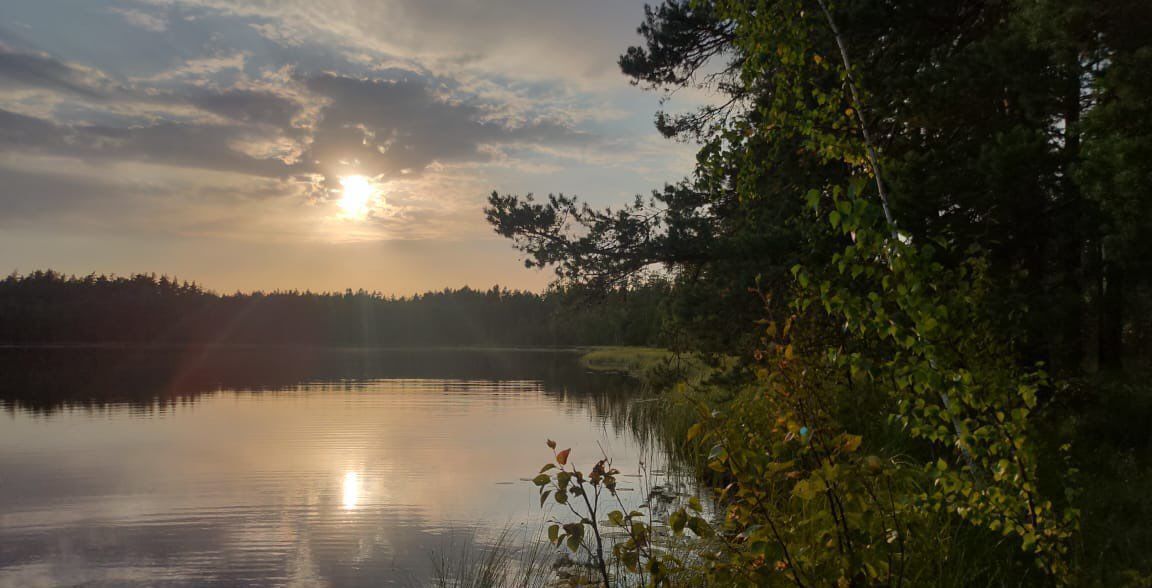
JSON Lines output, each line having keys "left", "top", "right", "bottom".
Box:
{"left": 0, "top": 347, "right": 636, "bottom": 414}
{"left": 0, "top": 271, "right": 668, "bottom": 347}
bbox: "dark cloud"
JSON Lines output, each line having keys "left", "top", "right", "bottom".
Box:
{"left": 304, "top": 72, "right": 585, "bottom": 175}
{"left": 186, "top": 88, "right": 301, "bottom": 128}
{"left": 0, "top": 109, "right": 65, "bottom": 149}
{"left": 0, "top": 108, "right": 292, "bottom": 176}
{"left": 0, "top": 46, "right": 589, "bottom": 187}
{"left": 88, "top": 120, "right": 295, "bottom": 175}
{"left": 0, "top": 47, "right": 110, "bottom": 99}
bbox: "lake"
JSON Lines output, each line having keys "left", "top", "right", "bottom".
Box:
{"left": 0, "top": 348, "right": 668, "bottom": 587}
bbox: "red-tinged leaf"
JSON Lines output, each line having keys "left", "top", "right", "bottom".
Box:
{"left": 556, "top": 448, "right": 571, "bottom": 465}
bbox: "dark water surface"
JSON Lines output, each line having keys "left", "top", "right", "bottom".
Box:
{"left": 0, "top": 348, "right": 659, "bottom": 587}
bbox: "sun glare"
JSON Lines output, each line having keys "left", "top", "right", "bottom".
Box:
{"left": 337, "top": 175, "right": 376, "bottom": 220}
{"left": 342, "top": 471, "right": 360, "bottom": 510}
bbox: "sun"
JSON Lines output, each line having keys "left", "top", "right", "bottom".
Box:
{"left": 337, "top": 175, "right": 376, "bottom": 220}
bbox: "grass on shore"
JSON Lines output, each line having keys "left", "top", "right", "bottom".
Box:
{"left": 578, "top": 347, "right": 671, "bottom": 374}
{"left": 429, "top": 527, "right": 556, "bottom": 588}
{"left": 578, "top": 347, "right": 716, "bottom": 384}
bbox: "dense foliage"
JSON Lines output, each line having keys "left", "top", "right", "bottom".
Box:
{"left": 488, "top": 0, "right": 1152, "bottom": 371}
{"left": 491, "top": 0, "right": 1152, "bottom": 585}
{"left": 0, "top": 270, "right": 667, "bottom": 348}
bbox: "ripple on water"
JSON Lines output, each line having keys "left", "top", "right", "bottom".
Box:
{"left": 0, "top": 366, "right": 665, "bottom": 587}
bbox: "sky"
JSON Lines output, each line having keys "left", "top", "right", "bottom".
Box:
{"left": 0, "top": 0, "right": 697, "bottom": 294}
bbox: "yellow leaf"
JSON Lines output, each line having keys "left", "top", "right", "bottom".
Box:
{"left": 842, "top": 434, "right": 862, "bottom": 453}
{"left": 686, "top": 423, "right": 703, "bottom": 442}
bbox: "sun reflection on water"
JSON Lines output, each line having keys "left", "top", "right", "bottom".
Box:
{"left": 342, "top": 471, "right": 360, "bottom": 510}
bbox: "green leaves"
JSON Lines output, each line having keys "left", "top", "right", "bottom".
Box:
{"left": 608, "top": 510, "right": 625, "bottom": 527}
{"left": 707, "top": 443, "right": 728, "bottom": 472}
{"left": 669, "top": 508, "right": 688, "bottom": 535}
{"left": 547, "top": 522, "right": 586, "bottom": 554}
{"left": 668, "top": 506, "right": 714, "bottom": 539}
{"left": 569, "top": 522, "right": 586, "bottom": 538}
{"left": 688, "top": 496, "right": 703, "bottom": 513}
{"left": 511, "top": 0, "right": 1089, "bottom": 580}
{"left": 791, "top": 477, "right": 823, "bottom": 501}
{"left": 806, "top": 188, "right": 822, "bottom": 208}
{"left": 528, "top": 439, "right": 695, "bottom": 582}
{"left": 686, "top": 516, "right": 714, "bottom": 538}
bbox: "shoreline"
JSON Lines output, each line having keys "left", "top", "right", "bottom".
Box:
{"left": 0, "top": 342, "right": 603, "bottom": 353}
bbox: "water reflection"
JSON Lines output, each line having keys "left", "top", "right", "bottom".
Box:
{"left": 343, "top": 472, "right": 361, "bottom": 510}
{"left": 0, "top": 348, "right": 664, "bottom": 587}
{"left": 0, "top": 347, "right": 631, "bottom": 414}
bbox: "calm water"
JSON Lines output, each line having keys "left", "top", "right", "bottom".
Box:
{"left": 0, "top": 348, "right": 662, "bottom": 587}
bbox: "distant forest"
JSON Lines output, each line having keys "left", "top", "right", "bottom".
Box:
{"left": 0, "top": 271, "right": 667, "bottom": 347}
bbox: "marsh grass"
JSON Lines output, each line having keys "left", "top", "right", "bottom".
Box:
{"left": 577, "top": 347, "right": 730, "bottom": 464}
{"left": 578, "top": 347, "right": 677, "bottom": 376}
{"left": 429, "top": 526, "right": 557, "bottom": 588}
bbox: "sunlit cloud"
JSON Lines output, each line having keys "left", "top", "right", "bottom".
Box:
{"left": 142, "top": 51, "right": 248, "bottom": 84}
{"left": 0, "top": 0, "right": 697, "bottom": 291}
{"left": 109, "top": 6, "right": 169, "bottom": 32}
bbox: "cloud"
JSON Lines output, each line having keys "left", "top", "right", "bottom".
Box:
{"left": 0, "top": 1, "right": 692, "bottom": 246}
{"left": 0, "top": 39, "right": 595, "bottom": 179}
{"left": 0, "top": 47, "right": 118, "bottom": 100}
{"left": 144, "top": 52, "right": 247, "bottom": 83}
{"left": 186, "top": 88, "right": 302, "bottom": 128}
{"left": 0, "top": 152, "right": 320, "bottom": 239}
{"left": 0, "top": 107, "right": 296, "bottom": 176}
{"left": 0, "top": 43, "right": 604, "bottom": 242}
{"left": 110, "top": 7, "right": 169, "bottom": 32}
{"left": 129, "top": 0, "right": 648, "bottom": 85}
{"left": 302, "top": 72, "right": 588, "bottom": 179}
